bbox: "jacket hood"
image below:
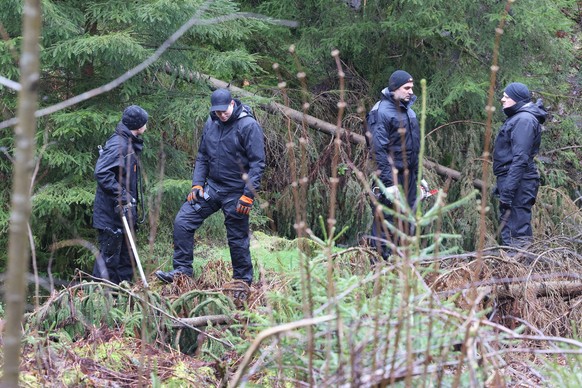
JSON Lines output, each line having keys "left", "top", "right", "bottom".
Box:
{"left": 519, "top": 99, "right": 547, "bottom": 124}
{"left": 115, "top": 121, "right": 144, "bottom": 151}
{"left": 504, "top": 99, "right": 547, "bottom": 124}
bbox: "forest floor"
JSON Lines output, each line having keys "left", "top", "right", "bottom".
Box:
{"left": 8, "top": 23, "right": 582, "bottom": 383}
{"left": 9, "top": 231, "right": 582, "bottom": 387}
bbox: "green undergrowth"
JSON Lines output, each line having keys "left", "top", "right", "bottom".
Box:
{"left": 12, "top": 228, "right": 582, "bottom": 386}
{"left": 150, "top": 229, "right": 316, "bottom": 279}
{"left": 12, "top": 327, "right": 219, "bottom": 387}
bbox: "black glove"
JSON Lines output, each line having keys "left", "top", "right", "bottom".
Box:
{"left": 123, "top": 196, "right": 136, "bottom": 207}
{"left": 187, "top": 185, "right": 204, "bottom": 203}
{"left": 120, "top": 189, "right": 136, "bottom": 206}
{"left": 491, "top": 184, "right": 499, "bottom": 198}
{"left": 116, "top": 196, "right": 136, "bottom": 216}
{"left": 499, "top": 201, "right": 511, "bottom": 215}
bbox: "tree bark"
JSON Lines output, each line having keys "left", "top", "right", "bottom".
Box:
{"left": 3, "top": 1, "right": 42, "bottom": 386}
{"left": 163, "top": 64, "right": 484, "bottom": 190}
{"left": 487, "top": 281, "right": 582, "bottom": 300}
{"left": 171, "top": 314, "right": 233, "bottom": 328}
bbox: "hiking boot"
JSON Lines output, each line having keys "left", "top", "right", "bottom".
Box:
{"left": 155, "top": 269, "right": 187, "bottom": 284}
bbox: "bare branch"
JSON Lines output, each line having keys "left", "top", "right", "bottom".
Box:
{"left": 229, "top": 315, "right": 335, "bottom": 387}
{"left": 0, "top": 75, "right": 21, "bottom": 91}
{"left": 171, "top": 314, "right": 233, "bottom": 328}
{"left": 0, "top": 4, "right": 297, "bottom": 130}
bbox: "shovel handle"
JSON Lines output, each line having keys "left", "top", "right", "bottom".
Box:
{"left": 121, "top": 215, "right": 149, "bottom": 288}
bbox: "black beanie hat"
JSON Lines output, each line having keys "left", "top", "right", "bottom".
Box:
{"left": 388, "top": 70, "right": 414, "bottom": 91}
{"left": 504, "top": 82, "right": 530, "bottom": 103}
{"left": 122, "top": 105, "right": 148, "bottom": 130}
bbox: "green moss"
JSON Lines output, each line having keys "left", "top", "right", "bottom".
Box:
{"left": 60, "top": 365, "right": 85, "bottom": 386}
{"left": 162, "top": 362, "right": 216, "bottom": 386}
{"left": 73, "top": 340, "right": 127, "bottom": 370}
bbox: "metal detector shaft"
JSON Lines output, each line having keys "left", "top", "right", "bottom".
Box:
{"left": 121, "top": 214, "right": 149, "bottom": 288}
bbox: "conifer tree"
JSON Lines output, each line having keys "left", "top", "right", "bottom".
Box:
{"left": 0, "top": 0, "right": 269, "bottom": 276}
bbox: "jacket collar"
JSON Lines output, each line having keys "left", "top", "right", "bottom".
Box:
{"left": 381, "top": 87, "right": 416, "bottom": 109}
{"left": 116, "top": 122, "right": 144, "bottom": 151}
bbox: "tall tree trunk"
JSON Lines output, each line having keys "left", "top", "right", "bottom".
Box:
{"left": 2, "top": 0, "right": 41, "bottom": 386}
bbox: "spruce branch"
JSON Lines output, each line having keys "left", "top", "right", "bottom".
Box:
{"left": 0, "top": 3, "right": 297, "bottom": 130}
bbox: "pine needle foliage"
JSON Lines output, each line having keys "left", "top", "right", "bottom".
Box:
{"left": 245, "top": 0, "right": 575, "bottom": 155}
{"left": 26, "top": 279, "right": 237, "bottom": 353}
{"left": 1, "top": 0, "right": 580, "bottom": 284}
{"left": 232, "top": 0, "right": 580, "bottom": 251}
{"left": 3, "top": 1, "right": 582, "bottom": 385}
{"left": 0, "top": 0, "right": 272, "bottom": 276}
{"left": 234, "top": 234, "right": 481, "bottom": 385}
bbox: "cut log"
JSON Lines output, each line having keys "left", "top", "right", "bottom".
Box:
{"left": 488, "top": 281, "right": 582, "bottom": 300}
{"left": 172, "top": 314, "right": 232, "bottom": 328}
{"left": 163, "top": 64, "right": 484, "bottom": 190}
{"left": 438, "top": 280, "right": 582, "bottom": 301}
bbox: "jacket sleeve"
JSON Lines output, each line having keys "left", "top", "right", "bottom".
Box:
{"left": 241, "top": 120, "right": 266, "bottom": 198}
{"left": 192, "top": 121, "right": 211, "bottom": 186}
{"left": 500, "top": 116, "right": 537, "bottom": 204}
{"left": 94, "top": 136, "right": 127, "bottom": 199}
{"left": 369, "top": 110, "right": 395, "bottom": 188}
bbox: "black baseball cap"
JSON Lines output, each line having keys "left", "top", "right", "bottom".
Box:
{"left": 210, "top": 88, "right": 233, "bottom": 112}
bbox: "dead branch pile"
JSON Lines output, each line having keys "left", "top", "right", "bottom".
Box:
{"left": 427, "top": 236, "right": 582, "bottom": 337}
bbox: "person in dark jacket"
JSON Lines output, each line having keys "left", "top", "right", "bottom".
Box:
{"left": 92, "top": 105, "right": 148, "bottom": 284}
{"left": 367, "top": 70, "right": 427, "bottom": 259}
{"left": 493, "top": 82, "right": 546, "bottom": 248}
{"left": 155, "top": 89, "right": 266, "bottom": 285}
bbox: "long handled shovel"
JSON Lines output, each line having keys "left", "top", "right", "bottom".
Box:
{"left": 121, "top": 211, "right": 149, "bottom": 288}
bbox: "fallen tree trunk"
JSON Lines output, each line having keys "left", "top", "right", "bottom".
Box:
{"left": 163, "top": 64, "right": 485, "bottom": 190}
{"left": 486, "top": 281, "right": 582, "bottom": 300}
{"left": 163, "top": 64, "right": 365, "bottom": 142}
{"left": 440, "top": 279, "right": 582, "bottom": 301}
{"left": 172, "top": 314, "right": 232, "bottom": 328}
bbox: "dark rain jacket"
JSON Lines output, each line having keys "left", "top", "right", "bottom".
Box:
{"left": 367, "top": 88, "right": 421, "bottom": 188}
{"left": 493, "top": 100, "right": 546, "bottom": 205}
{"left": 93, "top": 122, "right": 143, "bottom": 230}
{"left": 192, "top": 99, "right": 265, "bottom": 198}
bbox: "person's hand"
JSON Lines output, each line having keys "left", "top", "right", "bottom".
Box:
{"left": 491, "top": 184, "right": 499, "bottom": 198}
{"left": 420, "top": 179, "right": 430, "bottom": 199}
{"left": 499, "top": 201, "right": 512, "bottom": 221}
{"left": 499, "top": 201, "right": 511, "bottom": 214}
{"left": 187, "top": 185, "right": 204, "bottom": 202}
{"left": 383, "top": 185, "right": 399, "bottom": 199}
{"left": 120, "top": 190, "right": 136, "bottom": 206}
{"left": 117, "top": 195, "right": 136, "bottom": 215}
{"left": 236, "top": 195, "right": 253, "bottom": 215}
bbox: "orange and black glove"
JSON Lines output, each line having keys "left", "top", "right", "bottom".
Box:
{"left": 187, "top": 185, "right": 204, "bottom": 202}
{"left": 236, "top": 195, "right": 253, "bottom": 215}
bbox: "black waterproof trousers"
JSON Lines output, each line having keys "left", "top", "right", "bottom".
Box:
{"left": 497, "top": 176, "right": 539, "bottom": 247}
{"left": 370, "top": 170, "right": 418, "bottom": 260}
{"left": 93, "top": 227, "right": 134, "bottom": 284}
{"left": 171, "top": 185, "right": 253, "bottom": 284}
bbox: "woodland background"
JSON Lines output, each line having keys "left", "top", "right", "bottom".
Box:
{"left": 1, "top": 0, "right": 581, "bottom": 386}
{"left": 1, "top": 0, "right": 581, "bottom": 275}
